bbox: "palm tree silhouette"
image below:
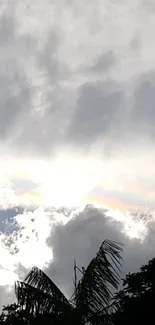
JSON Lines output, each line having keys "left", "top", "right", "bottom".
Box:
{"left": 14, "top": 239, "right": 123, "bottom": 324}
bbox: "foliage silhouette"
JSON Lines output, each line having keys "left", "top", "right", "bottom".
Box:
{"left": 112, "top": 257, "right": 155, "bottom": 325}
{"left": 0, "top": 239, "right": 123, "bottom": 325}
{"left": 2, "top": 241, "right": 155, "bottom": 324}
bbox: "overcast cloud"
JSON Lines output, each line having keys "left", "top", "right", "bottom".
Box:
{"left": 0, "top": 0, "right": 155, "bottom": 310}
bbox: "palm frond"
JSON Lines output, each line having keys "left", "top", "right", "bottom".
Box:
{"left": 15, "top": 267, "right": 72, "bottom": 317}
{"left": 24, "top": 266, "right": 71, "bottom": 308}
{"left": 15, "top": 281, "right": 51, "bottom": 314}
{"left": 15, "top": 280, "right": 72, "bottom": 317}
{"left": 72, "top": 239, "right": 123, "bottom": 321}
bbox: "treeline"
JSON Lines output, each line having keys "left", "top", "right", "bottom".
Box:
{"left": 0, "top": 239, "right": 155, "bottom": 325}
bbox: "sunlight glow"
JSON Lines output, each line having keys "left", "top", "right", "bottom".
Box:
{"left": 0, "top": 151, "right": 155, "bottom": 288}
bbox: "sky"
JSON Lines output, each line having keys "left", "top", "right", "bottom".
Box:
{"left": 1, "top": 0, "right": 155, "bottom": 309}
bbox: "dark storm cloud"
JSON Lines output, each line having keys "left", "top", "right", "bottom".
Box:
{"left": 0, "top": 72, "right": 32, "bottom": 139}
{"left": 46, "top": 206, "right": 155, "bottom": 298}
{"left": 0, "top": 15, "right": 16, "bottom": 45}
{"left": 67, "top": 81, "right": 125, "bottom": 146}
{"left": 131, "top": 72, "right": 155, "bottom": 137}
{"left": 0, "top": 11, "right": 71, "bottom": 156}
{"left": 38, "top": 31, "right": 70, "bottom": 84}
{"left": 0, "top": 0, "right": 155, "bottom": 157}
{"left": 90, "top": 50, "right": 115, "bottom": 73}
{"left": 0, "top": 7, "right": 126, "bottom": 156}
{"left": 0, "top": 10, "right": 34, "bottom": 144}
{"left": 66, "top": 70, "right": 155, "bottom": 150}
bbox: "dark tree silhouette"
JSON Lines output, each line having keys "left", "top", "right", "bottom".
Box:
{"left": 112, "top": 257, "right": 155, "bottom": 325}
{"left": 0, "top": 239, "right": 123, "bottom": 325}
{"left": 2, "top": 240, "right": 155, "bottom": 325}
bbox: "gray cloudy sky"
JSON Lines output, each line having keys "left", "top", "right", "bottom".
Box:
{"left": 0, "top": 0, "right": 155, "bottom": 310}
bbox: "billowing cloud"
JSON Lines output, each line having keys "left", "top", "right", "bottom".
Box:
{"left": 47, "top": 205, "right": 155, "bottom": 294}
{"left": 1, "top": 204, "right": 155, "bottom": 307}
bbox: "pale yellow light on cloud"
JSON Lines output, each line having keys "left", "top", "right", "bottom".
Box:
{"left": 0, "top": 151, "right": 155, "bottom": 289}
{"left": 0, "top": 148, "right": 155, "bottom": 211}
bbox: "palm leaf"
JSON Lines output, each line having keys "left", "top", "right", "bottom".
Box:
{"left": 72, "top": 239, "right": 123, "bottom": 321}
{"left": 25, "top": 266, "right": 71, "bottom": 307}
{"left": 15, "top": 267, "right": 72, "bottom": 316}
{"left": 15, "top": 281, "right": 54, "bottom": 314}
